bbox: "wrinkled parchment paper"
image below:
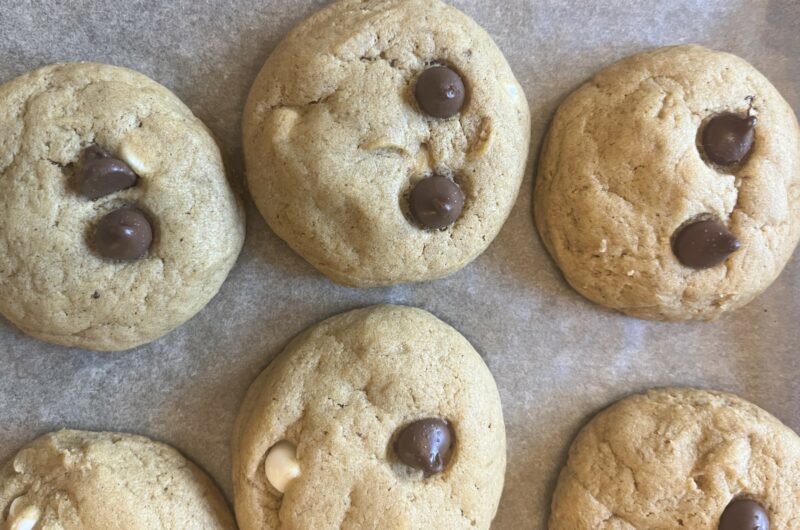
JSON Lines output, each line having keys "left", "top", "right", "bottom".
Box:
{"left": 1, "top": 1, "right": 798, "bottom": 528}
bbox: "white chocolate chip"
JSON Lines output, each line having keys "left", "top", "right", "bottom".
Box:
{"left": 118, "top": 141, "right": 152, "bottom": 176}
{"left": 264, "top": 441, "right": 300, "bottom": 493}
{"left": 627, "top": 270, "right": 636, "bottom": 277}
{"left": 598, "top": 239, "right": 608, "bottom": 253}
{"left": 8, "top": 505, "right": 40, "bottom": 530}
{"left": 119, "top": 131, "right": 164, "bottom": 178}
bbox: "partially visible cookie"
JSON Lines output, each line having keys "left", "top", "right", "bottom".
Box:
{"left": 550, "top": 388, "right": 800, "bottom": 529}
{"left": 232, "top": 305, "right": 506, "bottom": 529}
{"left": 0, "top": 63, "right": 245, "bottom": 351}
{"left": 244, "top": 0, "right": 530, "bottom": 287}
{"left": 0, "top": 430, "right": 235, "bottom": 529}
{"left": 534, "top": 45, "right": 800, "bottom": 320}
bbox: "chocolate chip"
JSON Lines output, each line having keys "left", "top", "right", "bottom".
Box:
{"left": 702, "top": 112, "right": 756, "bottom": 166}
{"left": 673, "top": 219, "right": 740, "bottom": 269}
{"left": 394, "top": 418, "right": 453, "bottom": 475}
{"left": 719, "top": 498, "right": 769, "bottom": 530}
{"left": 409, "top": 176, "right": 464, "bottom": 229}
{"left": 78, "top": 157, "right": 138, "bottom": 200}
{"left": 93, "top": 207, "right": 153, "bottom": 261}
{"left": 415, "top": 66, "right": 466, "bottom": 119}
{"left": 81, "top": 144, "right": 112, "bottom": 162}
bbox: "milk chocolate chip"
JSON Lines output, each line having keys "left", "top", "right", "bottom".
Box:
{"left": 81, "top": 144, "right": 112, "bottom": 162}
{"left": 719, "top": 498, "right": 769, "bottom": 530}
{"left": 94, "top": 207, "right": 153, "bottom": 261}
{"left": 409, "top": 176, "right": 464, "bottom": 229}
{"left": 415, "top": 66, "right": 466, "bottom": 119}
{"left": 702, "top": 112, "right": 756, "bottom": 166}
{"left": 673, "top": 219, "right": 740, "bottom": 268}
{"left": 77, "top": 145, "right": 138, "bottom": 200}
{"left": 394, "top": 418, "right": 453, "bottom": 475}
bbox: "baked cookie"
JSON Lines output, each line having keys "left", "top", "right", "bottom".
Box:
{"left": 232, "top": 305, "right": 506, "bottom": 529}
{"left": 243, "top": 0, "right": 530, "bottom": 287}
{"left": 0, "top": 430, "right": 235, "bottom": 529}
{"left": 534, "top": 45, "right": 800, "bottom": 320}
{"left": 0, "top": 63, "right": 245, "bottom": 350}
{"left": 550, "top": 388, "right": 800, "bottom": 529}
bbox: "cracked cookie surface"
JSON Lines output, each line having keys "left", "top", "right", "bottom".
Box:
{"left": 0, "top": 430, "right": 235, "bottom": 530}
{"left": 549, "top": 388, "right": 800, "bottom": 529}
{"left": 243, "top": 0, "right": 530, "bottom": 287}
{"left": 0, "top": 63, "right": 245, "bottom": 351}
{"left": 232, "top": 305, "right": 506, "bottom": 529}
{"left": 534, "top": 45, "right": 800, "bottom": 320}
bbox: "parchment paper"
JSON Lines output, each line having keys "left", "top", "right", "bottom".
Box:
{"left": 1, "top": 1, "right": 798, "bottom": 528}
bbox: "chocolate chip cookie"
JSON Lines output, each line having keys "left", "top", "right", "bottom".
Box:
{"left": 232, "top": 305, "right": 506, "bottom": 529}
{"left": 534, "top": 45, "right": 800, "bottom": 320}
{"left": 0, "top": 430, "right": 235, "bottom": 529}
{"left": 0, "top": 63, "right": 245, "bottom": 351}
{"left": 550, "top": 388, "right": 800, "bottom": 529}
{"left": 244, "top": 0, "right": 530, "bottom": 287}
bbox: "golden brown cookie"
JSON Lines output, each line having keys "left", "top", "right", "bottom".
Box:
{"left": 244, "top": 0, "right": 530, "bottom": 287}
{"left": 550, "top": 389, "right": 800, "bottom": 529}
{"left": 0, "top": 430, "right": 236, "bottom": 530}
{"left": 0, "top": 63, "right": 245, "bottom": 350}
{"left": 535, "top": 45, "right": 800, "bottom": 320}
{"left": 232, "top": 305, "right": 506, "bottom": 529}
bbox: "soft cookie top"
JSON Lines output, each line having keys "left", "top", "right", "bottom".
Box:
{"left": 232, "top": 305, "right": 506, "bottom": 529}
{"left": 550, "top": 389, "right": 800, "bottom": 529}
{"left": 243, "top": 0, "right": 530, "bottom": 287}
{"left": 0, "top": 430, "right": 236, "bottom": 529}
{"left": 534, "top": 45, "right": 800, "bottom": 320}
{"left": 0, "top": 63, "right": 245, "bottom": 350}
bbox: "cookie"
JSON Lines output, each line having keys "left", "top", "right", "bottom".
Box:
{"left": 232, "top": 305, "right": 506, "bottom": 529}
{"left": 550, "top": 388, "right": 800, "bottom": 529}
{"left": 534, "top": 45, "right": 800, "bottom": 320}
{"left": 243, "top": 0, "right": 530, "bottom": 287}
{"left": 0, "top": 63, "right": 245, "bottom": 351}
{"left": 0, "top": 430, "right": 235, "bottom": 529}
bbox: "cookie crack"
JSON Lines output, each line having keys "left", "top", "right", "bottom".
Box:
{"left": 263, "top": 92, "right": 336, "bottom": 115}
{"left": 357, "top": 51, "right": 409, "bottom": 75}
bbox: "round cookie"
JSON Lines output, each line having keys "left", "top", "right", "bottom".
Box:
{"left": 550, "top": 388, "right": 800, "bottom": 529}
{"left": 0, "top": 430, "right": 235, "bottom": 529}
{"left": 534, "top": 45, "right": 800, "bottom": 320}
{"left": 243, "top": 0, "right": 530, "bottom": 287}
{"left": 232, "top": 305, "right": 506, "bottom": 529}
{"left": 0, "top": 63, "right": 245, "bottom": 350}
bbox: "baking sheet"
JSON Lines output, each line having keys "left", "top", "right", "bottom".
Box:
{"left": 1, "top": 0, "right": 798, "bottom": 528}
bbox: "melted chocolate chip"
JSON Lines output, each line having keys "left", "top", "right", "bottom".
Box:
{"left": 702, "top": 112, "right": 756, "bottom": 166}
{"left": 79, "top": 157, "right": 138, "bottom": 200}
{"left": 673, "top": 219, "right": 740, "bottom": 269}
{"left": 409, "top": 176, "right": 464, "bottom": 229}
{"left": 394, "top": 418, "right": 453, "bottom": 475}
{"left": 415, "top": 66, "right": 466, "bottom": 119}
{"left": 94, "top": 207, "right": 153, "bottom": 261}
{"left": 719, "top": 498, "right": 769, "bottom": 530}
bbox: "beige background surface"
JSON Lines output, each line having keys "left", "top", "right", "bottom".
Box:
{"left": 0, "top": 1, "right": 798, "bottom": 528}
